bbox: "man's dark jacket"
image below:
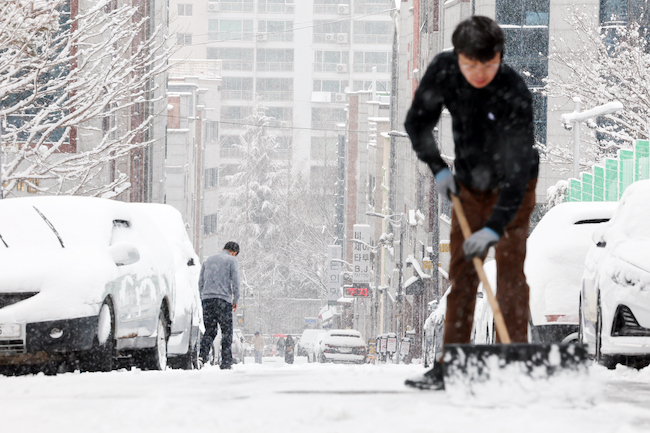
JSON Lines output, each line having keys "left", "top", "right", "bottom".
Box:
{"left": 404, "top": 51, "right": 539, "bottom": 236}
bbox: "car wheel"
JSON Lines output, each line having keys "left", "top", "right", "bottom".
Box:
{"left": 578, "top": 296, "right": 586, "bottom": 346}
{"left": 596, "top": 294, "right": 615, "bottom": 369}
{"left": 80, "top": 300, "right": 115, "bottom": 373}
{"left": 137, "top": 309, "right": 169, "bottom": 371}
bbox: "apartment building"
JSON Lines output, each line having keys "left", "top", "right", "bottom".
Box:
{"left": 168, "top": 0, "right": 394, "bottom": 257}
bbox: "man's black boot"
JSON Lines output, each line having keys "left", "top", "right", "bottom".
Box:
{"left": 405, "top": 361, "right": 445, "bottom": 390}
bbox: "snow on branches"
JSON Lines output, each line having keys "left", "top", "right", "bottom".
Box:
{"left": 544, "top": 7, "right": 650, "bottom": 170}
{"left": 0, "top": 0, "right": 169, "bottom": 197}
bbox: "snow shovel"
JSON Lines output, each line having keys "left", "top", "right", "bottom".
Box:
{"left": 443, "top": 195, "right": 589, "bottom": 385}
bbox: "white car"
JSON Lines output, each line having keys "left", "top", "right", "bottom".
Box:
{"left": 580, "top": 180, "right": 650, "bottom": 368}
{"left": 527, "top": 201, "right": 616, "bottom": 344}
{"left": 422, "top": 287, "right": 450, "bottom": 367}
{"left": 316, "top": 329, "right": 366, "bottom": 364}
{"left": 297, "top": 329, "right": 325, "bottom": 362}
{"left": 0, "top": 196, "right": 201, "bottom": 374}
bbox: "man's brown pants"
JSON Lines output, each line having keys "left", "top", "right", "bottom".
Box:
{"left": 444, "top": 179, "right": 537, "bottom": 345}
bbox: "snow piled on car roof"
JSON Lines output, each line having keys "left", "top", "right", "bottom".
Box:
{"left": 0, "top": 196, "right": 182, "bottom": 323}
{"left": 525, "top": 201, "right": 617, "bottom": 324}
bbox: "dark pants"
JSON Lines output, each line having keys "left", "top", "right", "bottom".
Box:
{"left": 444, "top": 179, "right": 537, "bottom": 347}
{"left": 199, "top": 298, "right": 233, "bottom": 366}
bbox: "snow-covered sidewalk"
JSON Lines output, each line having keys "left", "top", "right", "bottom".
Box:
{"left": 2, "top": 356, "right": 650, "bottom": 432}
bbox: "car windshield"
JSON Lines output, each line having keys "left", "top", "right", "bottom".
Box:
{"left": 0, "top": 198, "right": 113, "bottom": 249}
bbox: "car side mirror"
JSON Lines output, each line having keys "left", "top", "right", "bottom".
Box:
{"left": 109, "top": 242, "right": 140, "bottom": 266}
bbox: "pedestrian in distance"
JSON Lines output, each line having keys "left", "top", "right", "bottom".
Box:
{"left": 403, "top": 16, "right": 539, "bottom": 390}
{"left": 252, "top": 331, "right": 265, "bottom": 364}
{"left": 284, "top": 335, "right": 295, "bottom": 364}
{"left": 198, "top": 241, "right": 241, "bottom": 370}
{"left": 276, "top": 336, "right": 285, "bottom": 357}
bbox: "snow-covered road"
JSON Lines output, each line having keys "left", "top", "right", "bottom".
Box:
{"left": 3, "top": 356, "right": 650, "bottom": 433}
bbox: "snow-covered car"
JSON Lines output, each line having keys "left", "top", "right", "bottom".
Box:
{"left": 0, "top": 196, "right": 201, "bottom": 374}
{"left": 422, "top": 287, "right": 450, "bottom": 368}
{"left": 208, "top": 327, "right": 246, "bottom": 365}
{"left": 527, "top": 201, "right": 616, "bottom": 344}
{"left": 580, "top": 180, "right": 650, "bottom": 368}
{"left": 471, "top": 260, "right": 497, "bottom": 345}
{"left": 298, "top": 328, "right": 326, "bottom": 362}
{"left": 316, "top": 329, "right": 366, "bottom": 364}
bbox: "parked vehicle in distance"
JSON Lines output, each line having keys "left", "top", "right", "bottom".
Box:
{"left": 471, "top": 260, "right": 497, "bottom": 345}
{"left": 526, "top": 201, "right": 616, "bottom": 344}
{"left": 423, "top": 287, "right": 450, "bottom": 368}
{"left": 316, "top": 329, "right": 366, "bottom": 364}
{"left": 298, "top": 329, "right": 326, "bottom": 362}
{"left": 209, "top": 327, "right": 246, "bottom": 365}
{"left": 580, "top": 180, "right": 650, "bottom": 369}
{"left": 0, "top": 197, "right": 201, "bottom": 374}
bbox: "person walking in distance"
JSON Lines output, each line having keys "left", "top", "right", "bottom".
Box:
{"left": 198, "top": 241, "right": 241, "bottom": 369}
{"left": 404, "top": 16, "right": 539, "bottom": 389}
{"left": 252, "top": 331, "right": 265, "bottom": 364}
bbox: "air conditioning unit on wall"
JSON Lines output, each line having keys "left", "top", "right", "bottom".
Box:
{"left": 336, "top": 63, "right": 348, "bottom": 73}
{"left": 325, "top": 33, "right": 336, "bottom": 42}
{"left": 256, "top": 33, "right": 268, "bottom": 42}
{"left": 336, "top": 33, "right": 348, "bottom": 44}
{"left": 337, "top": 4, "right": 350, "bottom": 14}
{"left": 334, "top": 93, "right": 346, "bottom": 102}
{"left": 207, "top": 2, "right": 219, "bottom": 12}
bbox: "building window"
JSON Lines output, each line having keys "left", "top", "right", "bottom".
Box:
{"left": 313, "top": 20, "right": 350, "bottom": 43}
{"left": 313, "top": 50, "right": 349, "bottom": 72}
{"left": 176, "top": 33, "right": 192, "bottom": 45}
{"left": 218, "top": 0, "right": 254, "bottom": 13}
{"left": 256, "top": 78, "right": 293, "bottom": 101}
{"left": 221, "top": 77, "right": 254, "bottom": 100}
{"left": 204, "top": 213, "right": 218, "bottom": 235}
{"left": 259, "top": 0, "right": 295, "bottom": 13}
{"left": 205, "top": 168, "right": 218, "bottom": 189}
{"left": 256, "top": 49, "right": 294, "bottom": 72}
{"left": 218, "top": 164, "right": 240, "bottom": 186}
{"left": 208, "top": 19, "right": 253, "bottom": 41}
{"left": 258, "top": 20, "right": 293, "bottom": 42}
{"left": 220, "top": 136, "right": 243, "bottom": 159}
{"left": 311, "top": 136, "right": 338, "bottom": 161}
{"left": 496, "top": 0, "right": 549, "bottom": 144}
{"left": 352, "top": 21, "right": 392, "bottom": 44}
{"left": 314, "top": 0, "right": 348, "bottom": 15}
{"left": 177, "top": 4, "right": 193, "bottom": 16}
{"left": 312, "top": 107, "right": 346, "bottom": 130}
{"left": 313, "top": 80, "right": 348, "bottom": 93}
{"left": 221, "top": 106, "right": 252, "bottom": 130}
{"left": 206, "top": 121, "right": 219, "bottom": 142}
{"left": 265, "top": 106, "right": 293, "bottom": 124}
{"left": 206, "top": 47, "right": 254, "bottom": 71}
{"left": 352, "top": 80, "right": 388, "bottom": 92}
{"left": 354, "top": 0, "right": 390, "bottom": 15}
{"left": 352, "top": 51, "right": 389, "bottom": 73}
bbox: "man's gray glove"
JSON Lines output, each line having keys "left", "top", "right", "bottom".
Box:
{"left": 434, "top": 168, "right": 459, "bottom": 200}
{"left": 463, "top": 227, "right": 500, "bottom": 261}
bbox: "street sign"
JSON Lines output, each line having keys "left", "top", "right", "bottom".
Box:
{"left": 327, "top": 245, "right": 342, "bottom": 304}
{"left": 344, "top": 284, "right": 370, "bottom": 297}
{"left": 352, "top": 224, "right": 371, "bottom": 284}
{"left": 304, "top": 317, "right": 317, "bottom": 324}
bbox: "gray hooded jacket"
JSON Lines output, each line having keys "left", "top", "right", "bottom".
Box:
{"left": 198, "top": 250, "right": 240, "bottom": 304}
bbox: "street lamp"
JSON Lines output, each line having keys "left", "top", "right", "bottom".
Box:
{"left": 365, "top": 210, "right": 405, "bottom": 364}
{"left": 561, "top": 98, "right": 624, "bottom": 179}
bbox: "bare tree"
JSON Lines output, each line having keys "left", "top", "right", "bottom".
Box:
{"left": 0, "top": 0, "right": 168, "bottom": 197}
{"left": 544, "top": 8, "right": 650, "bottom": 170}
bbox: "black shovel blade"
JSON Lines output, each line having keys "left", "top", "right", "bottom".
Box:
{"left": 443, "top": 343, "right": 589, "bottom": 385}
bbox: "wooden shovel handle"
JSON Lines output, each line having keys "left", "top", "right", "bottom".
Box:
{"left": 451, "top": 194, "right": 511, "bottom": 344}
